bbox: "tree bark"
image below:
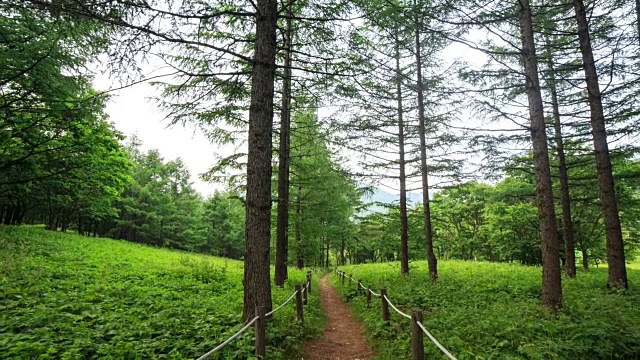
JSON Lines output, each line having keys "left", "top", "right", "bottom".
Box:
{"left": 414, "top": 19, "right": 437, "bottom": 282}
{"left": 519, "top": 0, "right": 563, "bottom": 310}
{"left": 325, "top": 233, "right": 329, "bottom": 268}
{"left": 243, "top": 0, "right": 277, "bottom": 321}
{"left": 636, "top": 0, "right": 640, "bottom": 47}
{"left": 582, "top": 246, "right": 589, "bottom": 270}
{"left": 274, "top": 3, "right": 293, "bottom": 287}
{"left": 573, "top": 0, "right": 628, "bottom": 289}
{"left": 295, "top": 185, "right": 304, "bottom": 269}
{"left": 546, "top": 54, "right": 576, "bottom": 278}
{"left": 340, "top": 232, "right": 345, "bottom": 266}
{"left": 396, "top": 38, "right": 409, "bottom": 276}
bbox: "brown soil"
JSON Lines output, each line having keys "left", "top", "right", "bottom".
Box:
{"left": 302, "top": 274, "right": 373, "bottom": 360}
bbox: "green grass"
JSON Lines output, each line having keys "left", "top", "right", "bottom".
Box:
{"left": 332, "top": 260, "right": 640, "bottom": 360}
{"left": 0, "top": 226, "right": 323, "bottom": 359}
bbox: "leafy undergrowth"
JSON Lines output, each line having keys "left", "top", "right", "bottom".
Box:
{"left": 332, "top": 261, "right": 640, "bottom": 360}
{"left": 0, "top": 226, "right": 323, "bottom": 359}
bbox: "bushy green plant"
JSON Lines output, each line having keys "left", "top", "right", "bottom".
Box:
{"left": 0, "top": 226, "right": 322, "bottom": 359}
{"left": 332, "top": 261, "right": 640, "bottom": 359}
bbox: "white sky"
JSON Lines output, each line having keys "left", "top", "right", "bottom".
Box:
{"left": 94, "top": 74, "right": 222, "bottom": 196}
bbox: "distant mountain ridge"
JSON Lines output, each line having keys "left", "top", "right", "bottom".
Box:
{"left": 360, "top": 187, "right": 423, "bottom": 214}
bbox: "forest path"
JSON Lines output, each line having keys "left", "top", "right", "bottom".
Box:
{"left": 302, "top": 274, "right": 373, "bottom": 360}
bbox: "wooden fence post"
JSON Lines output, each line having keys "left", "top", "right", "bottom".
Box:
{"left": 357, "top": 280, "right": 362, "bottom": 295}
{"left": 367, "top": 285, "right": 372, "bottom": 308}
{"left": 307, "top": 275, "right": 312, "bottom": 294}
{"left": 381, "top": 289, "right": 390, "bottom": 323}
{"left": 295, "top": 285, "right": 304, "bottom": 323}
{"left": 411, "top": 309, "right": 425, "bottom": 360}
{"left": 303, "top": 283, "right": 308, "bottom": 305}
{"left": 349, "top": 274, "right": 352, "bottom": 286}
{"left": 255, "top": 305, "right": 266, "bottom": 358}
{"left": 341, "top": 272, "right": 345, "bottom": 285}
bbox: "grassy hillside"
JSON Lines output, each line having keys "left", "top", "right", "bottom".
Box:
{"left": 0, "top": 226, "right": 322, "bottom": 359}
{"left": 332, "top": 260, "right": 640, "bottom": 360}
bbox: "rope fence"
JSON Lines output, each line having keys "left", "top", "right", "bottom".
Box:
{"left": 196, "top": 316, "right": 259, "bottom": 360}
{"left": 334, "top": 269, "right": 457, "bottom": 360}
{"left": 265, "top": 287, "right": 299, "bottom": 317}
{"left": 197, "top": 270, "right": 314, "bottom": 360}
{"left": 383, "top": 294, "right": 412, "bottom": 320}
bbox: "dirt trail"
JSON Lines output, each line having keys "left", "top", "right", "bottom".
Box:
{"left": 302, "top": 274, "right": 373, "bottom": 360}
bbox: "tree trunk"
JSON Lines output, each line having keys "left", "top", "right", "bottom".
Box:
{"left": 325, "top": 234, "right": 329, "bottom": 268}
{"left": 573, "top": 0, "right": 628, "bottom": 289}
{"left": 274, "top": 3, "right": 293, "bottom": 287}
{"left": 243, "top": 0, "right": 277, "bottom": 321}
{"left": 414, "top": 19, "right": 437, "bottom": 282}
{"left": 353, "top": 237, "right": 358, "bottom": 264}
{"left": 582, "top": 246, "right": 589, "bottom": 270}
{"left": 396, "top": 38, "right": 410, "bottom": 276}
{"left": 519, "top": 0, "right": 563, "bottom": 310}
{"left": 340, "top": 232, "right": 345, "bottom": 266}
{"left": 636, "top": 0, "right": 640, "bottom": 47}
{"left": 47, "top": 213, "right": 57, "bottom": 231}
{"left": 295, "top": 185, "right": 303, "bottom": 269}
{"left": 4, "top": 207, "right": 13, "bottom": 225}
{"left": 546, "top": 54, "right": 576, "bottom": 278}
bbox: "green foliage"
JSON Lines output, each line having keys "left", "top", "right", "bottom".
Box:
{"left": 284, "top": 108, "right": 361, "bottom": 267}
{"left": 201, "top": 192, "right": 245, "bottom": 259}
{"left": 352, "top": 148, "right": 640, "bottom": 268}
{"left": 0, "top": 226, "right": 323, "bottom": 359}
{"left": 333, "top": 261, "right": 640, "bottom": 359}
{"left": 109, "top": 144, "right": 204, "bottom": 250}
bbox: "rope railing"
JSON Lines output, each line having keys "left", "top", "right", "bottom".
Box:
{"left": 196, "top": 316, "right": 259, "bottom": 360}
{"left": 383, "top": 294, "right": 412, "bottom": 320}
{"left": 266, "top": 289, "right": 298, "bottom": 317}
{"left": 416, "top": 321, "right": 457, "bottom": 360}
{"left": 333, "top": 269, "right": 457, "bottom": 360}
{"left": 197, "top": 270, "right": 314, "bottom": 359}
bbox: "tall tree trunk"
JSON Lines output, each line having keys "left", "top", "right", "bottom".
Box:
{"left": 340, "top": 232, "right": 345, "bottom": 266}
{"left": 396, "top": 38, "right": 409, "bottom": 276}
{"left": 325, "top": 233, "right": 329, "bottom": 268}
{"left": 274, "top": 3, "right": 293, "bottom": 286}
{"left": 519, "top": 0, "right": 563, "bottom": 310}
{"left": 243, "top": 0, "right": 277, "bottom": 321}
{"left": 582, "top": 246, "right": 589, "bottom": 270}
{"left": 4, "top": 207, "right": 13, "bottom": 225}
{"left": 354, "top": 236, "right": 358, "bottom": 264}
{"left": 636, "top": 0, "right": 640, "bottom": 47}
{"left": 295, "top": 185, "right": 304, "bottom": 269}
{"left": 573, "top": 0, "right": 628, "bottom": 289}
{"left": 546, "top": 54, "right": 577, "bottom": 278}
{"left": 414, "top": 19, "right": 437, "bottom": 282}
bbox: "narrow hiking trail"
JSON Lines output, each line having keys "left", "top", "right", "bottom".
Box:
{"left": 302, "top": 274, "right": 373, "bottom": 360}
